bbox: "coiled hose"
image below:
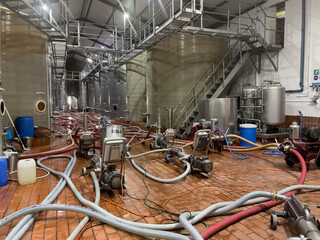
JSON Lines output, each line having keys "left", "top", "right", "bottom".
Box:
{"left": 127, "top": 149, "right": 192, "bottom": 183}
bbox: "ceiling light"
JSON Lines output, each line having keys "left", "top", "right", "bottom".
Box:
{"left": 156, "top": 26, "right": 159, "bottom": 29}
{"left": 101, "top": 46, "right": 104, "bottom": 49}
{"left": 86, "top": 58, "right": 93, "bottom": 63}
{"left": 42, "top": 4, "right": 48, "bottom": 11}
{"left": 124, "top": 13, "right": 129, "bottom": 19}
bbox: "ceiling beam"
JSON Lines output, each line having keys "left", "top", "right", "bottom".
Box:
{"left": 98, "top": 0, "right": 134, "bottom": 16}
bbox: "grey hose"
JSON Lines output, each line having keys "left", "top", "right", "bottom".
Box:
{"left": 125, "top": 148, "right": 170, "bottom": 159}
{"left": 34, "top": 154, "right": 190, "bottom": 240}
{"left": 180, "top": 212, "right": 203, "bottom": 240}
{"left": 128, "top": 152, "right": 191, "bottom": 183}
{"left": 5, "top": 153, "right": 77, "bottom": 240}
{"left": 0, "top": 204, "right": 190, "bottom": 240}
{"left": 67, "top": 171, "right": 100, "bottom": 240}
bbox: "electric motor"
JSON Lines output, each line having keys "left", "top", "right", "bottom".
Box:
{"left": 192, "top": 156, "right": 213, "bottom": 173}
{"left": 102, "top": 164, "right": 122, "bottom": 190}
{"left": 103, "top": 170, "right": 122, "bottom": 189}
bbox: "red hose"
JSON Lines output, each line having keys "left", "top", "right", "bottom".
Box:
{"left": 19, "top": 145, "right": 79, "bottom": 159}
{"left": 201, "top": 149, "right": 307, "bottom": 239}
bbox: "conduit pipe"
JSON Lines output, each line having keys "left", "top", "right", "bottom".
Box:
{"left": 200, "top": 148, "right": 307, "bottom": 239}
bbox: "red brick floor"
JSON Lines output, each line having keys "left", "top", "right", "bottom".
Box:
{"left": 1, "top": 134, "right": 320, "bottom": 240}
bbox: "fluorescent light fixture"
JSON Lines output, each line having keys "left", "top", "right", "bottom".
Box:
{"left": 276, "top": 10, "right": 285, "bottom": 18}
{"left": 86, "top": 58, "right": 93, "bottom": 63}
{"left": 42, "top": 4, "right": 48, "bottom": 11}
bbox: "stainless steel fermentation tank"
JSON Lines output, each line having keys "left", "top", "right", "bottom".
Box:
{"left": 262, "top": 82, "right": 285, "bottom": 125}
{"left": 198, "top": 98, "right": 237, "bottom": 133}
{"left": 240, "top": 82, "right": 285, "bottom": 126}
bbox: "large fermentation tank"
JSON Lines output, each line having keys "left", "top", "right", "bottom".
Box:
{"left": 198, "top": 98, "right": 237, "bottom": 133}
{"left": 240, "top": 85, "right": 262, "bottom": 120}
{"left": 262, "top": 82, "right": 285, "bottom": 125}
{"left": 145, "top": 34, "right": 228, "bottom": 129}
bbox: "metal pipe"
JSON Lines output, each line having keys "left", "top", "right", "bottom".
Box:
{"left": 83, "top": 115, "right": 88, "bottom": 131}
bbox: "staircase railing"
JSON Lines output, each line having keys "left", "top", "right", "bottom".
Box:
{"left": 173, "top": 39, "right": 247, "bottom": 130}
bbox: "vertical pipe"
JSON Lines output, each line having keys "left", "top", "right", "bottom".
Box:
{"left": 60, "top": 80, "right": 66, "bottom": 110}
{"left": 79, "top": 80, "right": 87, "bottom": 111}
{"left": 286, "top": 0, "right": 306, "bottom": 93}
{"left": 157, "top": 110, "right": 161, "bottom": 133}
{"left": 83, "top": 115, "right": 88, "bottom": 132}
{"left": 0, "top": 89, "right": 4, "bottom": 156}
{"left": 77, "top": 21, "right": 80, "bottom": 47}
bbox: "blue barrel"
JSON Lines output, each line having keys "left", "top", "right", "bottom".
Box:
{"left": 239, "top": 124, "right": 257, "bottom": 147}
{"left": 5, "top": 129, "right": 12, "bottom": 141}
{"left": 0, "top": 158, "right": 7, "bottom": 186}
{"left": 17, "top": 116, "right": 34, "bottom": 138}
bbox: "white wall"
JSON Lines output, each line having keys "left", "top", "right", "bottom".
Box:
{"left": 229, "top": 0, "right": 320, "bottom": 117}
{"left": 259, "top": 0, "right": 320, "bottom": 116}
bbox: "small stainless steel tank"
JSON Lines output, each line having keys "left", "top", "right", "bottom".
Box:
{"left": 198, "top": 98, "right": 237, "bottom": 133}
{"left": 289, "top": 121, "right": 300, "bottom": 139}
{"left": 240, "top": 85, "right": 262, "bottom": 120}
{"left": 261, "top": 82, "right": 285, "bottom": 125}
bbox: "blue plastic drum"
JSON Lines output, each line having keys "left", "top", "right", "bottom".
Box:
{"left": 239, "top": 124, "right": 257, "bottom": 147}
{"left": 17, "top": 116, "right": 34, "bottom": 138}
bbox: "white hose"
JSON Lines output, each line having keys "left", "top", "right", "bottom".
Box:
{"left": 5, "top": 153, "right": 77, "bottom": 240}
{"left": 67, "top": 171, "right": 100, "bottom": 240}
{"left": 125, "top": 148, "right": 170, "bottom": 159}
{"left": 130, "top": 155, "right": 191, "bottom": 183}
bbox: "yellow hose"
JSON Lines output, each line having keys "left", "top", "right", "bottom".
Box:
{"left": 225, "top": 134, "right": 278, "bottom": 151}
{"left": 182, "top": 142, "right": 194, "bottom": 148}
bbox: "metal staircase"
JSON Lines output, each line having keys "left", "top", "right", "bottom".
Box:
{"left": 0, "top": 0, "right": 69, "bottom": 80}
{"left": 172, "top": 40, "right": 251, "bottom": 134}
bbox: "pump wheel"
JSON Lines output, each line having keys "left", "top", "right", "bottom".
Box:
{"left": 270, "top": 214, "right": 278, "bottom": 230}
